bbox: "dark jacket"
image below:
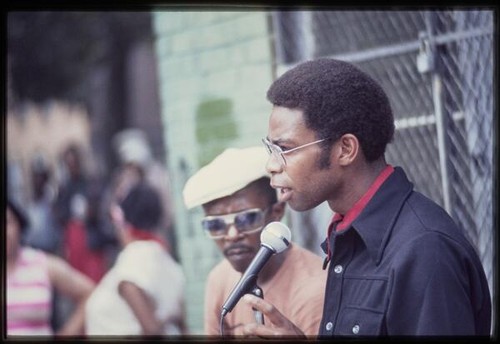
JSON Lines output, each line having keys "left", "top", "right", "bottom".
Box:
{"left": 319, "top": 167, "right": 491, "bottom": 336}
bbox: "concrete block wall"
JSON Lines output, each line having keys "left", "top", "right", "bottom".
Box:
{"left": 152, "top": 11, "right": 275, "bottom": 334}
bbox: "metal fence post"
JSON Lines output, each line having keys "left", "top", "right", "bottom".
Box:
{"left": 418, "top": 12, "right": 453, "bottom": 214}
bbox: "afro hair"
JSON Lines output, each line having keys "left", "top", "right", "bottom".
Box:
{"left": 267, "top": 58, "right": 395, "bottom": 162}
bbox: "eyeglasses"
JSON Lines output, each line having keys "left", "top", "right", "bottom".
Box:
{"left": 201, "top": 208, "right": 268, "bottom": 239}
{"left": 262, "top": 137, "right": 326, "bottom": 167}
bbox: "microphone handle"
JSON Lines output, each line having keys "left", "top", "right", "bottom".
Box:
{"left": 221, "top": 246, "right": 274, "bottom": 315}
{"left": 252, "top": 286, "right": 265, "bottom": 325}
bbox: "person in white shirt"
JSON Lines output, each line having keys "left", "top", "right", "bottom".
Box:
{"left": 85, "top": 181, "right": 187, "bottom": 336}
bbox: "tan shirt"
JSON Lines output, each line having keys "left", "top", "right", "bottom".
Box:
{"left": 204, "top": 244, "right": 327, "bottom": 336}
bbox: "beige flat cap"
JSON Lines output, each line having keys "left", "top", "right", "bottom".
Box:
{"left": 183, "top": 146, "right": 269, "bottom": 209}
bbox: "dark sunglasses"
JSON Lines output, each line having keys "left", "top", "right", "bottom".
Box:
{"left": 201, "top": 207, "right": 268, "bottom": 239}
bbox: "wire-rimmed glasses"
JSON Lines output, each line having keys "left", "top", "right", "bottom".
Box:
{"left": 262, "top": 137, "right": 326, "bottom": 167}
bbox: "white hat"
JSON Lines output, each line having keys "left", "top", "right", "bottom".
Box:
{"left": 183, "top": 146, "right": 269, "bottom": 209}
{"left": 113, "top": 129, "right": 152, "bottom": 167}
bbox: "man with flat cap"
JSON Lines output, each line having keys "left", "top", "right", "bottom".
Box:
{"left": 183, "top": 146, "right": 326, "bottom": 337}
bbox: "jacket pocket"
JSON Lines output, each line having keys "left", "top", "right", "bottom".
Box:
{"left": 335, "top": 306, "right": 384, "bottom": 336}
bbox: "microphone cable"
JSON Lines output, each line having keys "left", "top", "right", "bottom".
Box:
{"left": 219, "top": 311, "right": 225, "bottom": 336}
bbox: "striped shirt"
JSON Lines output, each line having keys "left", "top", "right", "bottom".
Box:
{"left": 7, "top": 247, "right": 53, "bottom": 336}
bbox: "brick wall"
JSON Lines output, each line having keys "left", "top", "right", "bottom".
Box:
{"left": 153, "top": 11, "right": 275, "bottom": 334}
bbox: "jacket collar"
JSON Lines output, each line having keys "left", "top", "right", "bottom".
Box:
{"left": 321, "top": 167, "right": 413, "bottom": 264}
{"left": 351, "top": 166, "right": 413, "bottom": 264}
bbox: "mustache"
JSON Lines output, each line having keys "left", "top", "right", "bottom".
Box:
{"left": 223, "top": 243, "right": 254, "bottom": 256}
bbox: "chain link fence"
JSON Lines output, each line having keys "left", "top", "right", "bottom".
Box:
{"left": 271, "top": 9, "right": 495, "bottom": 327}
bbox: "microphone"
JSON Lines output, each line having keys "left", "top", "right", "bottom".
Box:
{"left": 220, "top": 221, "right": 291, "bottom": 318}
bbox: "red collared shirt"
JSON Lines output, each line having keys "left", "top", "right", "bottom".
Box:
{"left": 325, "top": 165, "right": 394, "bottom": 260}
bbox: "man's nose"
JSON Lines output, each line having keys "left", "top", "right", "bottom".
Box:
{"left": 265, "top": 153, "right": 283, "bottom": 174}
{"left": 225, "top": 223, "right": 241, "bottom": 241}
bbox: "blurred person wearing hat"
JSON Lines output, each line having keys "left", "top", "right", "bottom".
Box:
{"left": 98, "top": 128, "right": 177, "bottom": 260}
{"left": 107, "top": 128, "right": 176, "bottom": 255}
{"left": 6, "top": 199, "right": 95, "bottom": 336}
{"left": 183, "top": 146, "right": 326, "bottom": 337}
{"left": 84, "top": 181, "right": 187, "bottom": 336}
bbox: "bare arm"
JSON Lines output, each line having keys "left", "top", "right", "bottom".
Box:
{"left": 204, "top": 273, "right": 224, "bottom": 335}
{"left": 118, "top": 280, "right": 163, "bottom": 335}
{"left": 46, "top": 254, "right": 95, "bottom": 336}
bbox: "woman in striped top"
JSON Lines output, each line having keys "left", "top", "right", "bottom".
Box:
{"left": 6, "top": 199, "right": 95, "bottom": 337}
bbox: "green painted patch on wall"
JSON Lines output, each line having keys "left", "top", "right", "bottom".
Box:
{"left": 196, "top": 98, "right": 238, "bottom": 167}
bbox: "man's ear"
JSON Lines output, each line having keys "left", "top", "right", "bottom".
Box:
{"left": 270, "top": 201, "right": 286, "bottom": 222}
{"left": 337, "top": 134, "right": 359, "bottom": 166}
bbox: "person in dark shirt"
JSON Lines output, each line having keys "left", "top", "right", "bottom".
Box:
{"left": 241, "top": 58, "right": 491, "bottom": 337}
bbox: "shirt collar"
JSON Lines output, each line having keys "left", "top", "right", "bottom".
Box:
{"left": 336, "top": 165, "right": 394, "bottom": 231}
{"left": 128, "top": 227, "right": 168, "bottom": 251}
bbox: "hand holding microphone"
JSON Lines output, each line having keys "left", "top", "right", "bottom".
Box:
{"left": 241, "top": 293, "right": 307, "bottom": 338}
{"left": 220, "top": 221, "right": 291, "bottom": 318}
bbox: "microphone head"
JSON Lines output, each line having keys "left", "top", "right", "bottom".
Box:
{"left": 260, "top": 222, "right": 291, "bottom": 253}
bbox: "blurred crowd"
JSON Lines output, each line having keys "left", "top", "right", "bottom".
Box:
{"left": 6, "top": 128, "right": 187, "bottom": 337}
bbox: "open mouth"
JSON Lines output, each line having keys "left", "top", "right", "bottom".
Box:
{"left": 278, "top": 187, "right": 293, "bottom": 203}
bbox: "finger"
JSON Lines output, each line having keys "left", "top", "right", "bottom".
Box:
{"left": 242, "top": 294, "right": 273, "bottom": 313}
{"left": 242, "top": 294, "right": 307, "bottom": 338}
{"left": 242, "top": 294, "right": 287, "bottom": 327}
{"left": 241, "top": 322, "right": 289, "bottom": 338}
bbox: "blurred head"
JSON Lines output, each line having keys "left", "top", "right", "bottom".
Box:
{"left": 118, "top": 181, "right": 163, "bottom": 232}
{"left": 183, "top": 146, "right": 285, "bottom": 272}
{"left": 30, "top": 152, "right": 51, "bottom": 200}
{"left": 112, "top": 163, "right": 145, "bottom": 202}
{"left": 62, "top": 143, "right": 83, "bottom": 178}
{"left": 6, "top": 199, "right": 29, "bottom": 259}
